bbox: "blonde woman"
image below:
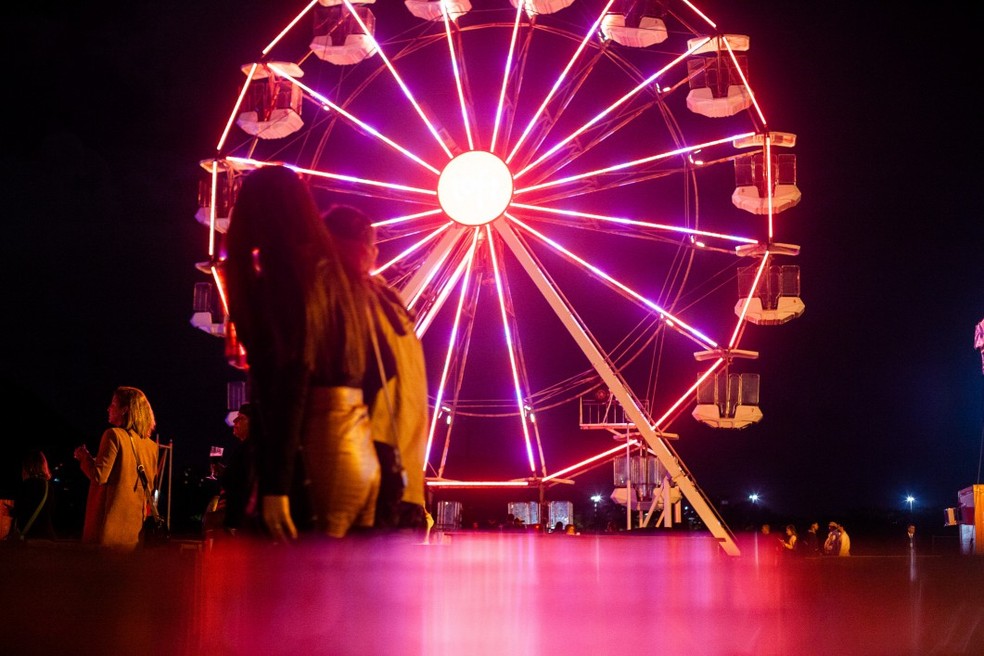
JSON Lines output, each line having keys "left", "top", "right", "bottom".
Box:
{"left": 74, "top": 386, "right": 158, "bottom": 549}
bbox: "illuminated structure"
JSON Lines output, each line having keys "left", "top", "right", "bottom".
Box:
{"left": 193, "top": 0, "right": 803, "bottom": 555}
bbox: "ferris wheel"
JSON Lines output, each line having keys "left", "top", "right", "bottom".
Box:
{"left": 192, "top": 0, "right": 803, "bottom": 554}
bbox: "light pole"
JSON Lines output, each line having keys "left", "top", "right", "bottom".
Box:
{"left": 905, "top": 495, "right": 915, "bottom": 513}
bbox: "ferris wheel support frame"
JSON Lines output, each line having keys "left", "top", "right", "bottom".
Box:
{"left": 495, "top": 218, "right": 740, "bottom": 555}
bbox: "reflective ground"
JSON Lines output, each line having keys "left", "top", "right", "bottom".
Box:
{"left": 2, "top": 531, "right": 982, "bottom": 656}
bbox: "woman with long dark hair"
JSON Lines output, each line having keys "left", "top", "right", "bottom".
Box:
{"left": 224, "top": 165, "right": 379, "bottom": 540}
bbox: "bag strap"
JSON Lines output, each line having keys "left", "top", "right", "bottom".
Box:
{"left": 126, "top": 430, "right": 161, "bottom": 520}
{"left": 20, "top": 479, "right": 49, "bottom": 536}
{"left": 367, "top": 304, "right": 401, "bottom": 461}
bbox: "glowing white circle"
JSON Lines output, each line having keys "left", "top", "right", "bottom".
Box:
{"left": 437, "top": 151, "right": 514, "bottom": 226}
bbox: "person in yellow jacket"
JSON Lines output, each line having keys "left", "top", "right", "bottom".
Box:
{"left": 323, "top": 204, "right": 430, "bottom": 532}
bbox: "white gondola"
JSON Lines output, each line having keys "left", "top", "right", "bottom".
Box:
{"left": 692, "top": 371, "right": 762, "bottom": 429}
{"left": 235, "top": 63, "right": 304, "bottom": 139}
{"left": 190, "top": 282, "right": 225, "bottom": 337}
{"left": 734, "top": 264, "right": 805, "bottom": 325}
{"left": 311, "top": 4, "right": 378, "bottom": 65}
{"left": 601, "top": 1, "right": 668, "bottom": 48}
{"left": 686, "top": 34, "right": 751, "bottom": 118}
{"left": 405, "top": 0, "right": 471, "bottom": 22}
{"left": 194, "top": 158, "right": 257, "bottom": 232}
{"left": 509, "top": 0, "right": 574, "bottom": 16}
{"left": 731, "top": 132, "right": 800, "bottom": 214}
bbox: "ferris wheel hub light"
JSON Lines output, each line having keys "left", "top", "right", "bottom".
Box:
{"left": 437, "top": 151, "right": 513, "bottom": 226}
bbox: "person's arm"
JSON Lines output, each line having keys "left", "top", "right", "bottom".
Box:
{"left": 251, "top": 354, "right": 309, "bottom": 541}
{"left": 75, "top": 446, "right": 94, "bottom": 480}
{"left": 90, "top": 429, "right": 122, "bottom": 484}
{"left": 262, "top": 495, "right": 297, "bottom": 541}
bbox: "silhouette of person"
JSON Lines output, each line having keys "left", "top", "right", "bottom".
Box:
{"left": 11, "top": 450, "right": 57, "bottom": 540}
{"left": 224, "top": 165, "right": 378, "bottom": 540}
{"left": 778, "top": 523, "right": 799, "bottom": 555}
{"left": 824, "top": 521, "right": 851, "bottom": 556}
{"left": 802, "top": 521, "right": 820, "bottom": 556}
{"left": 221, "top": 402, "right": 260, "bottom": 534}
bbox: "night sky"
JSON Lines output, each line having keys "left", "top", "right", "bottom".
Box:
{"left": 2, "top": 1, "right": 981, "bottom": 534}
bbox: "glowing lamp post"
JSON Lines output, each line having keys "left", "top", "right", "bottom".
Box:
{"left": 905, "top": 495, "right": 915, "bottom": 513}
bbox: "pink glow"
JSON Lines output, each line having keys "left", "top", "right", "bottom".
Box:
{"left": 424, "top": 229, "right": 481, "bottom": 475}
{"left": 372, "top": 221, "right": 453, "bottom": 277}
{"left": 261, "top": 0, "right": 318, "bottom": 56}
{"left": 653, "top": 359, "right": 723, "bottom": 427}
{"left": 216, "top": 63, "right": 258, "bottom": 153}
{"left": 723, "top": 37, "right": 766, "bottom": 127}
{"left": 505, "top": 0, "right": 616, "bottom": 165}
{"left": 487, "top": 224, "right": 537, "bottom": 473}
{"left": 225, "top": 156, "right": 436, "bottom": 198}
{"left": 210, "top": 264, "right": 230, "bottom": 317}
{"left": 341, "top": 0, "right": 454, "bottom": 161}
{"left": 516, "top": 132, "right": 754, "bottom": 195}
{"left": 515, "top": 37, "right": 712, "bottom": 180}
{"left": 730, "top": 252, "right": 770, "bottom": 347}
{"left": 510, "top": 202, "right": 758, "bottom": 245}
{"left": 765, "top": 135, "right": 775, "bottom": 239}
{"left": 490, "top": 1, "right": 524, "bottom": 155}
{"left": 267, "top": 64, "right": 442, "bottom": 176}
{"left": 207, "top": 162, "right": 218, "bottom": 258}
{"left": 425, "top": 479, "right": 531, "bottom": 488}
{"left": 506, "top": 215, "right": 718, "bottom": 350}
{"left": 407, "top": 232, "right": 466, "bottom": 314}
{"left": 441, "top": 8, "right": 475, "bottom": 150}
{"left": 372, "top": 208, "right": 443, "bottom": 229}
{"left": 543, "top": 439, "right": 641, "bottom": 481}
{"left": 680, "top": 0, "right": 717, "bottom": 29}
{"left": 413, "top": 247, "right": 470, "bottom": 337}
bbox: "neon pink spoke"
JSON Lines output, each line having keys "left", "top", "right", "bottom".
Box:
{"left": 413, "top": 248, "right": 471, "bottom": 338}
{"left": 543, "top": 439, "right": 641, "bottom": 482}
{"left": 372, "top": 208, "right": 444, "bottom": 230}
{"left": 341, "top": 0, "right": 453, "bottom": 160}
{"left": 723, "top": 37, "right": 766, "bottom": 126}
{"left": 506, "top": 214, "right": 718, "bottom": 350}
{"left": 510, "top": 202, "right": 758, "bottom": 246}
{"left": 424, "top": 229, "right": 481, "bottom": 473}
{"left": 516, "top": 132, "right": 753, "bottom": 195}
{"left": 261, "top": 0, "right": 319, "bottom": 56}
{"left": 765, "top": 135, "right": 775, "bottom": 239}
{"left": 216, "top": 63, "right": 258, "bottom": 153}
{"left": 441, "top": 7, "right": 475, "bottom": 151}
{"left": 730, "top": 252, "right": 771, "bottom": 347}
{"left": 268, "top": 64, "right": 441, "bottom": 175}
{"left": 486, "top": 225, "right": 537, "bottom": 473}
{"left": 426, "top": 480, "right": 530, "bottom": 488}
{"left": 490, "top": 1, "right": 525, "bottom": 155}
{"left": 515, "top": 37, "right": 712, "bottom": 180}
{"left": 206, "top": 162, "right": 219, "bottom": 258}
{"left": 505, "top": 0, "right": 616, "bottom": 165}
{"left": 680, "top": 0, "right": 718, "bottom": 29}
{"left": 225, "top": 156, "right": 436, "bottom": 200}
{"left": 373, "top": 222, "right": 453, "bottom": 277}
{"left": 653, "top": 359, "right": 723, "bottom": 428}
{"left": 209, "top": 264, "right": 229, "bottom": 317}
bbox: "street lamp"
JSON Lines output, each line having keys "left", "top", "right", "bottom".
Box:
{"left": 905, "top": 495, "right": 915, "bottom": 512}
{"left": 748, "top": 493, "right": 760, "bottom": 504}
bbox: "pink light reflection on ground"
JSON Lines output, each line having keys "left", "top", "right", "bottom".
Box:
{"left": 3, "top": 533, "right": 982, "bottom": 655}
